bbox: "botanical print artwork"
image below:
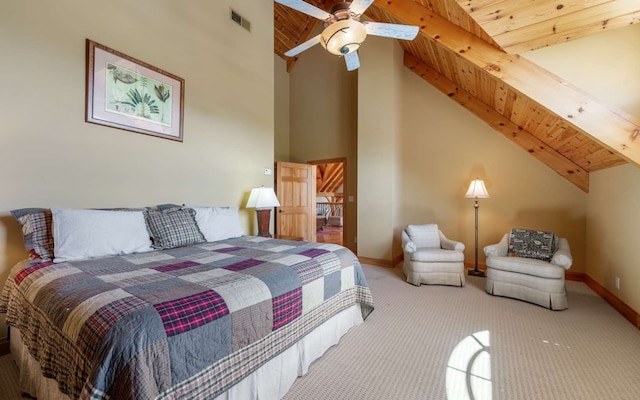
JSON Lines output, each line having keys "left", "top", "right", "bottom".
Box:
{"left": 86, "top": 39, "right": 184, "bottom": 141}
{"left": 105, "top": 62, "right": 173, "bottom": 126}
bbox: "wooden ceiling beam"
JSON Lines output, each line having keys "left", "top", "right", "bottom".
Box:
{"left": 458, "top": 0, "right": 640, "bottom": 53}
{"left": 404, "top": 52, "right": 590, "bottom": 192}
{"left": 373, "top": 0, "right": 640, "bottom": 170}
{"left": 320, "top": 163, "right": 343, "bottom": 193}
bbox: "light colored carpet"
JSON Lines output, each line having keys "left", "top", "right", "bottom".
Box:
{"left": 284, "top": 265, "right": 640, "bottom": 400}
{"left": 1, "top": 265, "right": 640, "bottom": 400}
{"left": 0, "top": 344, "right": 21, "bottom": 398}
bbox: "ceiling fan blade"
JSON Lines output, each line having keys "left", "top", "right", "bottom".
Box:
{"left": 349, "top": 0, "right": 375, "bottom": 15}
{"left": 274, "top": 0, "right": 332, "bottom": 21}
{"left": 284, "top": 34, "right": 322, "bottom": 57}
{"left": 364, "top": 22, "right": 419, "bottom": 40}
{"left": 344, "top": 51, "right": 360, "bottom": 71}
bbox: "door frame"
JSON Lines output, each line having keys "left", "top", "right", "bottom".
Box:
{"left": 307, "top": 157, "right": 347, "bottom": 248}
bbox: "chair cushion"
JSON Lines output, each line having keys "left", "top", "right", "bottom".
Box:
{"left": 509, "top": 228, "right": 556, "bottom": 262}
{"left": 406, "top": 224, "right": 440, "bottom": 249}
{"left": 487, "top": 256, "right": 565, "bottom": 279}
{"left": 411, "top": 248, "right": 464, "bottom": 262}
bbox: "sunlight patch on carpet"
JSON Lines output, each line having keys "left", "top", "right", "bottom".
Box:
{"left": 446, "top": 330, "right": 492, "bottom": 400}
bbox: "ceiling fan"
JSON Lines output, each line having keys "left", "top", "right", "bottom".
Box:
{"left": 275, "top": 0, "right": 419, "bottom": 71}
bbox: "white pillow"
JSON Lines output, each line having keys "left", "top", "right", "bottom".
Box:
{"left": 52, "top": 208, "right": 153, "bottom": 263}
{"left": 404, "top": 241, "right": 417, "bottom": 254}
{"left": 190, "top": 206, "right": 245, "bottom": 242}
{"left": 406, "top": 224, "right": 440, "bottom": 249}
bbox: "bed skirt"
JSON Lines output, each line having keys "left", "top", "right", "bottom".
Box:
{"left": 10, "top": 303, "right": 363, "bottom": 400}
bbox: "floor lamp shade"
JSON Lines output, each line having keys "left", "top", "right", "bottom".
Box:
{"left": 465, "top": 179, "right": 490, "bottom": 277}
{"left": 465, "top": 179, "right": 490, "bottom": 199}
{"left": 246, "top": 187, "right": 281, "bottom": 237}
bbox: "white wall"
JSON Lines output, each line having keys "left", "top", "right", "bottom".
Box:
{"left": 357, "top": 37, "right": 404, "bottom": 260}
{"left": 289, "top": 46, "right": 357, "bottom": 163}
{"left": 0, "top": 0, "right": 274, "bottom": 336}
{"left": 355, "top": 24, "right": 640, "bottom": 283}
{"left": 587, "top": 165, "right": 640, "bottom": 308}
{"left": 526, "top": 24, "right": 640, "bottom": 312}
{"left": 286, "top": 43, "right": 358, "bottom": 251}
{"left": 524, "top": 24, "right": 640, "bottom": 117}
{"left": 399, "top": 67, "right": 587, "bottom": 265}
{"left": 280, "top": 20, "right": 640, "bottom": 313}
{"left": 353, "top": 35, "right": 587, "bottom": 266}
{"left": 274, "top": 55, "right": 291, "bottom": 162}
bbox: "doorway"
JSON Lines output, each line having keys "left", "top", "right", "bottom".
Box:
{"left": 308, "top": 158, "right": 346, "bottom": 247}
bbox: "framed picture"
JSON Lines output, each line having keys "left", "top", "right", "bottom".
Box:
{"left": 85, "top": 39, "right": 184, "bottom": 142}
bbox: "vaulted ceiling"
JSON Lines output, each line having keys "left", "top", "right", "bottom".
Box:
{"left": 274, "top": 0, "right": 640, "bottom": 192}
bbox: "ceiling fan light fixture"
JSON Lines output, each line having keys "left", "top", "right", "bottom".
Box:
{"left": 320, "top": 19, "right": 367, "bottom": 55}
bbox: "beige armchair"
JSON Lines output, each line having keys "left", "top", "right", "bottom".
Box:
{"left": 401, "top": 224, "right": 466, "bottom": 287}
{"left": 484, "top": 229, "right": 573, "bottom": 310}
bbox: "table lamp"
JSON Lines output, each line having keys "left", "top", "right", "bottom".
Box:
{"left": 246, "top": 187, "right": 280, "bottom": 237}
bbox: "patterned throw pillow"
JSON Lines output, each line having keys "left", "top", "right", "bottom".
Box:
{"left": 508, "top": 228, "right": 556, "bottom": 262}
{"left": 144, "top": 208, "right": 205, "bottom": 249}
{"left": 11, "top": 208, "right": 54, "bottom": 262}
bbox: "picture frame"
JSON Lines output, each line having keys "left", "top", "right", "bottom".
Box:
{"left": 85, "top": 39, "right": 184, "bottom": 142}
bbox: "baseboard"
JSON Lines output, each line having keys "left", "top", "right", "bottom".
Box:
{"left": 357, "top": 256, "right": 394, "bottom": 268}
{"left": 0, "top": 337, "right": 9, "bottom": 356}
{"left": 565, "top": 271, "right": 586, "bottom": 282}
{"left": 564, "top": 271, "right": 637, "bottom": 327}
{"left": 360, "top": 253, "right": 422, "bottom": 268}
{"left": 581, "top": 275, "right": 640, "bottom": 329}
{"left": 392, "top": 254, "right": 403, "bottom": 268}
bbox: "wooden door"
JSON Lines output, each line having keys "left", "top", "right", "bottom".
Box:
{"left": 275, "top": 162, "right": 316, "bottom": 242}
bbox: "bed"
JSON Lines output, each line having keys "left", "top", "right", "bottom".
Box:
{"left": 0, "top": 207, "right": 374, "bottom": 400}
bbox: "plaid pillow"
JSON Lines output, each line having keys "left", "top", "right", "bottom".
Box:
{"left": 508, "top": 228, "right": 556, "bottom": 262}
{"left": 144, "top": 208, "right": 205, "bottom": 249}
{"left": 11, "top": 208, "right": 54, "bottom": 262}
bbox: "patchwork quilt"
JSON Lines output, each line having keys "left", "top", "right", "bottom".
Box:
{"left": 0, "top": 236, "right": 374, "bottom": 400}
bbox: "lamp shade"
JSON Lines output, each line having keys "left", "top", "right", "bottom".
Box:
{"left": 246, "top": 187, "right": 281, "bottom": 209}
{"left": 465, "top": 179, "right": 490, "bottom": 199}
{"left": 320, "top": 19, "right": 367, "bottom": 55}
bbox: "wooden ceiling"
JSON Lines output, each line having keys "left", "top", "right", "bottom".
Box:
{"left": 274, "top": 0, "right": 640, "bottom": 192}
{"left": 316, "top": 163, "right": 344, "bottom": 195}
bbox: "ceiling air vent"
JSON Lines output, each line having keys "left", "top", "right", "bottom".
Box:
{"left": 231, "top": 9, "right": 251, "bottom": 32}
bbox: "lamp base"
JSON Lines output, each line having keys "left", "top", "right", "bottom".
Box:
{"left": 255, "top": 209, "right": 272, "bottom": 238}
{"left": 467, "top": 268, "right": 486, "bottom": 277}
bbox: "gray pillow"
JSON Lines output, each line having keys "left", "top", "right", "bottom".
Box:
{"left": 144, "top": 208, "right": 205, "bottom": 249}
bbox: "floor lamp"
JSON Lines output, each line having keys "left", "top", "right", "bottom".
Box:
{"left": 246, "top": 187, "right": 281, "bottom": 237}
{"left": 465, "top": 178, "right": 490, "bottom": 277}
